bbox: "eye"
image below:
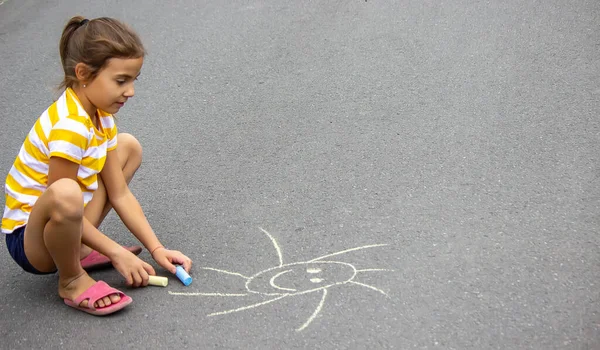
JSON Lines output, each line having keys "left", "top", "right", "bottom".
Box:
{"left": 116, "top": 79, "right": 126, "bottom": 85}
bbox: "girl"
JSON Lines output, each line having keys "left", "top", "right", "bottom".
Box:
{"left": 2, "top": 16, "right": 192, "bottom": 316}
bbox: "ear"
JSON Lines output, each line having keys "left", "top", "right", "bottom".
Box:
{"left": 74, "top": 62, "right": 92, "bottom": 85}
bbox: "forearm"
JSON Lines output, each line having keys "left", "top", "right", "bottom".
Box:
{"left": 81, "top": 217, "right": 123, "bottom": 258}
{"left": 111, "top": 190, "right": 162, "bottom": 252}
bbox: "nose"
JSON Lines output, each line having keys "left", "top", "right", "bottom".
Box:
{"left": 124, "top": 83, "right": 135, "bottom": 98}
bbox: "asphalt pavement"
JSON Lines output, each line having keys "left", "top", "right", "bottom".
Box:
{"left": 0, "top": 0, "right": 598, "bottom": 349}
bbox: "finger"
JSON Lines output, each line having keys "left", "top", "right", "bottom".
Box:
{"left": 125, "top": 273, "right": 134, "bottom": 286}
{"left": 166, "top": 260, "right": 177, "bottom": 274}
{"left": 140, "top": 263, "right": 152, "bottom": 287}
{"left": 175, "top": 254, "right": 192, "bottom": 272}
{"left": 159, "top": 256, "right": 177, "bottom": 274}
{"left": 182, "top": 257, "right": 192, "bottom": 272}
{"left": 169, "top": 255, "right": 183, "bottom": 265}
{"left": 132, "top": 270, "right": 143, "bottom": 287}
{"left": 141, "top": 268, "right": 150, "bottom": 287}
{"left": 168, "top": 253, "right": 191, "bottom": 272}
{"left": 169, "top": 253, "right": 187, "bottom": 266}
{"left": 143, "top": 262, "right": 156, "bottom": 276}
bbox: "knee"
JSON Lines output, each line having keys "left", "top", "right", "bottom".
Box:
{"left": 47, "top": 179, "right": 84, "bottom": 222}
{"left": 118, "top": 133, "right": 143, "bottom": 165}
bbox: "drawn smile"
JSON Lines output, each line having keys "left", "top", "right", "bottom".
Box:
{"left": 169, "top": 227, "right": 393, "bottom": 332}
{"left": 269, "top": 270, "right": 296, "bottom": 292}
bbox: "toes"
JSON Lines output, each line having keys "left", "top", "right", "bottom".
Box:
{"left": 109, "top": 293, "right": 121, "bottom": 304}
{"left": 102, "top": 296, "right": 112, "bottom": 306}
{"left": 81, "top": 294, "right": 121, "bottom": 309}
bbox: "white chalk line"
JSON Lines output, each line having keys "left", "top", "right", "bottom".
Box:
{"left": 168, "top": 291, "right": 248, "bottom": 297}
{"left": 169, "top": 228, "right": 392, "bottom": 330}
{"left": 308, "top": 244, "right": 389, "bottom": 262}
{"left": 296, "top": 289, "right": 328, "bottom": 332}
{"left": 269, "top": 270, "right": 296, "bottom": 292}
{"left": 199, "top": 267, "right": 250, "bottom": 279}
{"left": 349, "top": 281, "right": 388, "bottom": 297}
{"left": 259, "top": 227, "right": 284, "bottom": 267}
{"left": 207, "top": 295, "right": 289, "bottom": 317}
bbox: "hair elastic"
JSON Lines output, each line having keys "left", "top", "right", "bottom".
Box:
{"left": 79, "top": 19, "right": 89, "bottom": 27}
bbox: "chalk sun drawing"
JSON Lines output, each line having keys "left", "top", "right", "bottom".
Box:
{"left": 169, "top": 227, "right": 393, "bottom": 331}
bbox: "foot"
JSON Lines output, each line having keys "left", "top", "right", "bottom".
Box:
{"left": 59, "top": 272, "right": 121, "bottom": 309}
{"left": 79, "top": 244, "right": 93, "bottom": 260}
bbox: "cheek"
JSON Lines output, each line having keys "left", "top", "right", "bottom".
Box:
{"left": 95, "top": 76, "right": 116, "bottom": 92}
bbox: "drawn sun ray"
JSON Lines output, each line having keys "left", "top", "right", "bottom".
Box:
{"left": 207, "top": 295, "right": 288, "bottom": 317}
{"left": 349, "top": 281, "right": 389, "bottom": 297}
{"left": 169, "top": 227, "right": 392, "bottom": 331}
{"left": 168, "top": 292, "right": 248, "bottom": 297}
{"left": 199, "top": 267, "right": 250, "bottom": 279}
{"left": 259, "top": 227, "right": 283, "bottom": 267}
{"left": 297, "top": 289, "right": 328, "bottom": 332}
{"left": 307, "top": 244, "right": 389, "bottom": 262}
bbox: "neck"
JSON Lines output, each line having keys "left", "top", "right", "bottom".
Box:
{"left": 70, "top": 85, "right": 97, "bottom": 121}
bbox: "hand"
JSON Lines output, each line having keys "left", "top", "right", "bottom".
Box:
{"left": 151, "top": 247, "right": 193, "bottom": 274}
{"left": 111, "top": 248, "right": 156, "bottom": 287}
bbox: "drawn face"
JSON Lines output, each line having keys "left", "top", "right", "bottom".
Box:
{"left": 245, "top": 261, "right": 357, "bottom": 296}
{"left": 169, "top": 227, "right": 391, "bottom": 332}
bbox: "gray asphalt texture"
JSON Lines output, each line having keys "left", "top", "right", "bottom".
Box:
{"left": 1, "top": 0, "right": 599, "bottom": 349}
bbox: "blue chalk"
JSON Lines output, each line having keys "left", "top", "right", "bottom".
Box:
{"left": 175, "top": 265, "right": 192, "bottom": 286}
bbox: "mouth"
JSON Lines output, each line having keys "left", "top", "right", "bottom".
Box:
{"left": 269, "top": 270, "right": 297, "bottom": 292}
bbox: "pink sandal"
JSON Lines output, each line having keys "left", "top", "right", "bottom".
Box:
{"left": 80, "top": 245, "right": 143, "bottom": 270}
{"left": 64, "top": 280, "right": 132, "bottom": 316}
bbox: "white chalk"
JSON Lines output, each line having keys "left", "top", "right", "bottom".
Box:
{"left": 148, "top": 275, "right": 168, "bottom": 287}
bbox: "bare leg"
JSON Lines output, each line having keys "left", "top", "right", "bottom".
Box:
{"left": 23, "top": 178, "right": 119, "bottom": 309}
{"left": 80, "top": 133, "right": 143, "bottom": 258}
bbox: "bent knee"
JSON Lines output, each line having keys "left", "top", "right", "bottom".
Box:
{"left": 118, "top": 133, "right": 143, "bottom": 162}
{"left": 47, "top": 179, "right": 84, "bottom": 221}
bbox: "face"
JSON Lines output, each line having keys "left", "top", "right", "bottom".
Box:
{"left": 246, "top": 261, "right": 357, "bottom": 296}
{"left": 82, "top": 57, "right": 143, "bottom": 115}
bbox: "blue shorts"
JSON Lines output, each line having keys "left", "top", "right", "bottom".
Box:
{"left": 5, "top": 226, "right": 56, "bottom": 275}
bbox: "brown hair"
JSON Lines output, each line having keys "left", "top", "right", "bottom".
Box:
{"left": 58, "top": 16, "right": 145, "bottom": 91}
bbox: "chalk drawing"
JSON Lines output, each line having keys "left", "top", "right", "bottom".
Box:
{"left": 169, "top": 227, "right": 393, "bottom": 332}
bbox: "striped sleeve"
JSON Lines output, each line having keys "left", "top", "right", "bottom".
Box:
{"left": 103, "top": 115, "right": 118, "bottom": 151}
{"left": 48, "top": 118, "right": 90, "bottom": 164}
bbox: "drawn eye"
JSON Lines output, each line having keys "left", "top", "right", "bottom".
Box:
{"left": 168, "top": 227, "right": 391, "bottom": 332}
{"left": 307, "top": 267, "right": 323, "bottom": 283}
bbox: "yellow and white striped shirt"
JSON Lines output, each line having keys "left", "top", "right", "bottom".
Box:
{"left": 2, "top": 88, "right": 118, "bottom": 233}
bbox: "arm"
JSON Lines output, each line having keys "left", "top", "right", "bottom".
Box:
{"left": 99, "top": 149, "right": 163, "bottom": 253}
{"left": 101, "top": 148, "right": 191, "bottom": 273}
{"left": 48, "top": 156, "right": 155, "bottom": 285}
